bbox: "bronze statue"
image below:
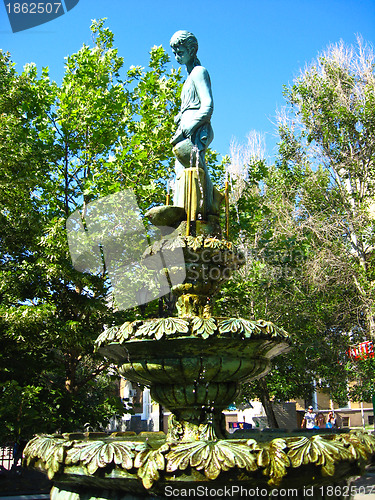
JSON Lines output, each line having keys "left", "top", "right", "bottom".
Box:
{"left": 170, "top": 30, "right": 221, "bottom": 220}
{"left": 145, "top": 30, "right": 222, "bottom": 230}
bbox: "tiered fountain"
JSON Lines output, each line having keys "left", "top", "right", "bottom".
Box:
{"left": 24, "top": 30, "right": 375, "bottom": 500}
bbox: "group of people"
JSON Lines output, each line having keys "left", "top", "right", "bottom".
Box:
{"left": 301, "top": 406, "right": 337, "bottom": 429}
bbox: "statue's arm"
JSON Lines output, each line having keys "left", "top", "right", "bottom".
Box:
{"left": 182, "top": 66, "right": 213, "bottom": 137}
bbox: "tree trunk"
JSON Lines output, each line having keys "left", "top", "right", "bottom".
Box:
{"left": 65, "top": 355, "right": 78, "bottom": 394}
{"left": 258, "top": 379, "right": 279, "bottom": 428}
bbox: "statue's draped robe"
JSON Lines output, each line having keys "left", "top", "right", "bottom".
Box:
{"left": 173, "top": 66, "right": 215, "bottom": 218}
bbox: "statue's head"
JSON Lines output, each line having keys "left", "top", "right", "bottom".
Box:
{"left": 170, "top": 30, "right": 200, "bottom": 67}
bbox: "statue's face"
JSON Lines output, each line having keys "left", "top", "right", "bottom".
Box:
{"left": 172, "top": 45, "right": 194, "bottom": 66}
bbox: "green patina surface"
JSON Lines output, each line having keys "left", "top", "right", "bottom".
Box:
{"left": 25, "top": 430, "right": 375, "bottom": 494}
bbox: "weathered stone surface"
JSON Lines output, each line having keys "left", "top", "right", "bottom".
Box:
{"left": 25, "top": 430, "right": 375, "bottom": 494}
{"left": 144, "top": 205, "right": 185, "bottom": 228}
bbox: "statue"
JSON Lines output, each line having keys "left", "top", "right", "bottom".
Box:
{"left": 170, "top": 30, "right": 222, "bottom": 221}
{"left": 145, "top": 30, "right": 223, "bottom": 230}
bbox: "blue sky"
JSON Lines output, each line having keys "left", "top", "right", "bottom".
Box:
{"left": 1, "top": 0, "right": 375, "bottom": 161}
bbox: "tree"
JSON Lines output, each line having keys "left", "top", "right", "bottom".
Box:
{"left": 217, "top": 36, "right": 375, "bottom": 423}
{"left": 216, "top": 143, "right": 352, "bottom": 425}
{"left": 281, "top": 37, "right": 375, "bottom": 405}
{"left": 0, "top": 19, "right": 183, "bottom": 441}
{"left": 283, "top": 36, "right": 375, "bottom": 340}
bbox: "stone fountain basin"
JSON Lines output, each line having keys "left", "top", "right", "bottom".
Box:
{"left": 97, "top": 316, "right": 290, "bottom": 387}
{"left": 100, "top": 336, "right": 288, "bottom": 386}
{"left": 97, "top": 317, "right": 290, "bottom": 414}
{"left": 25, "top": 316, "right": 375, "bottom": 498}
{"left": 25, "top": 429, "right": 375, "bottom": 498}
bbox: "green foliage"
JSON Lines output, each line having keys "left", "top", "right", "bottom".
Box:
{"left": 0, "top": 381, "right": 45, "bottom": 443}
{"left": 218, "top": 38, "right": 375, "bottom": 413}
{"left": 217, "top": 161, "right": 349, "bottom": 406}
{"left": 0, "top": 19, "right": 182, "bottom": 441}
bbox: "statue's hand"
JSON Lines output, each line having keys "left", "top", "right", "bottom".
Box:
{"left": 170, "top": 130, "right": 185, "bottom": 146}
{"left": 182, "top": 123, "right": 195, "bottom": 138}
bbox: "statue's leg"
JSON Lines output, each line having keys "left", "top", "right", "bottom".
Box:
{"left": 173, "top": 136, "right": 222, "bottom": 219}
{"left": 193, "top": 124, "right": 222, "bottom": 217}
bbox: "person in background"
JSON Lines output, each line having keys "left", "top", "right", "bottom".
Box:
{"left": 326, "top": 411, "right": 337, "bottom": 428}
{"left": 316, "top": 412, "right": 326, "bottom": 428}
{"left": 301, "top": 406, "right": 317, "bottom": 429}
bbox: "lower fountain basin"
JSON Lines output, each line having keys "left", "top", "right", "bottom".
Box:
{"left": 24, "top": 429, "right": 375, "bottom": 499}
